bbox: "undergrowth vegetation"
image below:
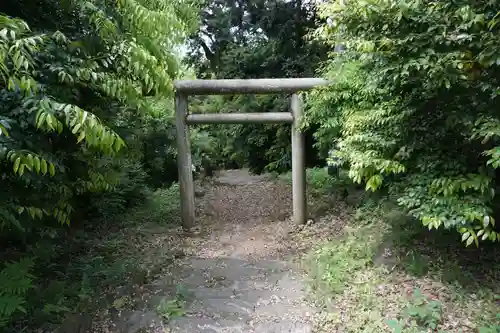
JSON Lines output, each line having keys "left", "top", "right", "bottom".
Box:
{"left": 1, "top": 186, "right": 181, "bottom": 331}
{"left": 0, "top": 0, "right": 201, "bottom": 329}
{"left": 304, "top": 168, "right": 500, "bottom": 333}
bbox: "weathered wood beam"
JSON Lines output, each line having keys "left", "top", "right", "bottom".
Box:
{"left": 175, "top": 93, "right": 196, "bottom": 229}
{"left": 291, "top": 93, "right": 307, "bottom": 225}
{"left": 174, "top": 78, "right": 330, "bottom": 95}
{"left": 186, "top": 112, "right": 293, "bottom": 124}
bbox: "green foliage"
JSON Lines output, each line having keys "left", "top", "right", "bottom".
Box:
{"left": 280, "top": 167, "right": 338, "bottom": 195}
{"left": 306, "top": 0, "right": 500, "bottom": 244}
{"left": 155, "top": 285, "right": 189, "bottom": 321}
{"left": 0, "top": 0, "right": 198, "bottom": 233}
{"left": 0, "top": 258, "right": 34, "bottom": 327}
{"left": 307, "top": 195, "right": 500, "bottom": 332}
{"left": 133, "top": 184, "right": 181, "bottom": 225}
{"left": 1, "top": 181, "right": 182, "bottom": 331}
{"left": 306, "top": 168, "right": 338, "bottom": 194}
{"left": 478, "top": 315, "right": 500, "bottom": 333}
{"left": 404, "top": 288, "right": 442, "bottom": 330}
{"left": 0, "top": 0, "right": 199, "bottom": 330}
{"left": 156, "top": 298, "right": 186, "bottom": 321}
{"left": 309, "top": 227, "right": 376, "bottom": 294}
{"left": 388, "top": 290, "right": 499, "bottom": 333}
{"left": 187, "top": 0, "right": 327, "bottom": 173}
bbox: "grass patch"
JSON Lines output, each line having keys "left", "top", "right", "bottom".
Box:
{"left": 279, "top": 167, "right": 371, "bottom": 218}
{"left": 308, "top": 225, "right": 381, "bottom": 296}
{"left": 279, "top": 167, "right": 338, "bottom": 195}
{"left": 309, "top": 223, "right": 406, "bottom": 333}
{"left": 131, "top": 184, "right": 181, "bottom": 225}
{"left": 301, "top": 168, "right": 500, "bottom": 333}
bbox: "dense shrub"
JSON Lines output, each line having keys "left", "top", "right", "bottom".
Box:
{"left": 0, "top": 0, "right": 198, "bottom": 328}
{"left": 0, "top": 258, "right": 34, "bottom": 328}
{"left": 306, "top": 0, "right": 500, "bottom": 244}
{"left": 0, "top": 0, "right": 198, "bottom": 232}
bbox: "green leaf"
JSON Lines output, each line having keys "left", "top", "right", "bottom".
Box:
{"left": 72, "top": 123, "right": 81, "bottom": 134}
{"left": 27, "top": 154, "right": 34, "bottom": 169}
{"left": 37, "top": 112, "right": 47, "bottom": 128}
{"left": 483, "top": 216, "right": 490, "bottom": 228}
{"left": 386, "top": 319, "right": 404, "bottom": 333}
{"left": 77, "top": 131, "right": 85, "bottom": 143}
{"left": 18, "top": 164, "right": 25, "bottom": 176}
{"left": 0, "top": 123, "right": 10, "bottom": 136}
{"left": 13, "top": 157, "right": 21, "bottom": 173}
{"left": 49, "top": 163, "right": 55, "bottom": 176}
{"left": 33, "top": 156, "right": 40, "bottom": 173}
{"left": 40, "top": 159, "right": 47, "bottom": 175}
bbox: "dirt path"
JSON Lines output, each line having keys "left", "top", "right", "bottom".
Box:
{"left": 60, "top": 169, "right": 500, "bottom": 333}
{"left": 99, "top": 169, "right": 325, "bottom": 333}
{"left": 77, "top": 169, "right": 352, "bottom": 333}
{"left": 167, "top": 169, "right": 317, "bottom": 332}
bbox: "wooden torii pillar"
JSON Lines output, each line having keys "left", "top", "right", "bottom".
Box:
{"left": 174, "top": 78, "right": 330, "bottom": 229}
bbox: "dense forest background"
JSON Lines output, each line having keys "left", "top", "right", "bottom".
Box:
{"left": 0, "top": 0, "right": 500, "bottom": 331}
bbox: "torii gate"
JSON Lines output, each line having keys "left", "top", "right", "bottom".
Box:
{"left": 174, "top": 78, "right": 330, "bottom": 229}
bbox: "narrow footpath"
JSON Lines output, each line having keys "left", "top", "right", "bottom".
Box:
{"left": 97, "top": 169, "right": 343, "bottom": 333}
{"left": 167, "top": 169, "right": 317, "bottom": 333}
